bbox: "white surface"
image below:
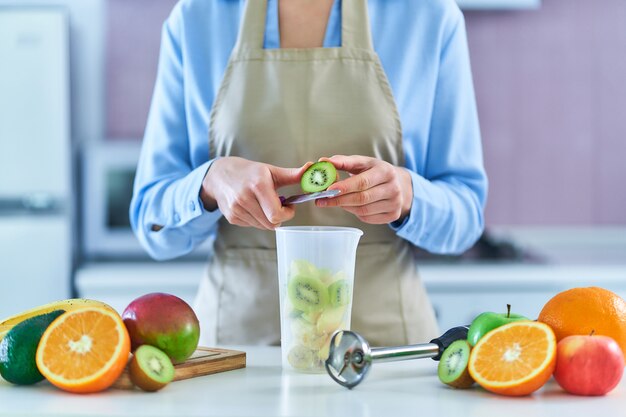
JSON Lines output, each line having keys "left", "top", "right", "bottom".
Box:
{"left": 0, "top": 8, "right": 70, "bottom": 198}
{"left": 0, "top": 216, "right": 71, "bottom": 318}
{"left": 0, "top": 346, "right": 624, "bottom": 417}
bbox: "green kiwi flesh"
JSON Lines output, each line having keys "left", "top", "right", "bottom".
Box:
{"left": 288, "top": 275, "right": 329, "bottom": 312}
{"left": 437, "top": 340, "right": 474, "bottom": 389}
{"left": 129, "top": 345, "right": 175, "bottom": 392}
{"left": 300, "top": 161, "right": 337, "bottom": 193}
{"left": 327, "top": 280, "right": 351, "bottom": 307}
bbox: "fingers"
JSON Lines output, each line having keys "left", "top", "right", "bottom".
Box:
{"left": 327, "top": 164, "right": 394, "bottom": 195}
{"left": 254, "top": 187, "right": 296, "bottom": 225}
{"left": 269, "top": 163, "right": 312, "bottom": 188}
{"left": 336, "top": 201, "right": 393, "bottom": 218}
{"left": 249, "top": 172, "right": 297, "bottom": 225}
{"left": 228, "top": 206, "right": 271, "bottom": 230}
{"left": 320, "top": 155, "right": 376, "bottom": 174}
{"left": 245, "top": 203, "right": 280, "bottom": 230}
{"left": 355, "top": 213, "right": 399, "bottom": 225}
{"left": 317, "top": 185, "right": 388, "bottom": 208}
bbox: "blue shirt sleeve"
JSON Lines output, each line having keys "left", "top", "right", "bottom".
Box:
{"left": 390, "top": 10, "right": 488, "bottom": 255}
{"left": 129, "top": 8, "right": 222, "bottom": 261}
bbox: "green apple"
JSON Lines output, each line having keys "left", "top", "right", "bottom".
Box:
{"left": 467, "top": 304, "right": 529, "bottom": 346}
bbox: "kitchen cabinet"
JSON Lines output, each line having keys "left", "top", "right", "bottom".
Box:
{"left": 77, "top": 262, "right": 626, "bottom": 331}
{"left": 0, "top": 346, "right": 624, "bottom": 417}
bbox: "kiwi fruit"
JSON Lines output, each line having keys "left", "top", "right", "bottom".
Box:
{"left": 129, "top": 345, "right": 175, "bottom": 392}
{"left": 316, "top": 306, "right": 348, "bottom": 335}
{"left": 328, "top": 280, "right": 351, "bottom": 307}
{"left": 288, "top": 275, "right": 329, "bottom": 312}
{"left": 291, "top": 318, "right": 327, "bottom": 350}
{"left": 289, "top": 260, "right": 318, "bottom": 279}
{"left": 287, "top": 345, "right": 316, "bottom": 370}
{"left": 300, "top": 161, "right": 337, "bottom": 193}
{"left": 437, "top": 340, "right": 474, "bottom": 389}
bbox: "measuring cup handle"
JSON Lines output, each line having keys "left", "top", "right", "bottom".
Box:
{"left": 429, "top": 325, "right": 470, "bottom": 361}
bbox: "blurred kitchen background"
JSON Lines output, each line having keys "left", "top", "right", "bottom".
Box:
{"left": 1, "top": 0, "right": 625, "bottom": 331}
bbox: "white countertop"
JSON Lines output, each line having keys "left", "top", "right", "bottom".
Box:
{"left": 1, "top": 346, "right": 625, "bottom": 417}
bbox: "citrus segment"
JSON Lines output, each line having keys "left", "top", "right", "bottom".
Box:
{"left": 468, "top": 321, "right": 556, "bottom": 396}
{"left": 36, "top": 307, "right": 130, "bottom": 393}
{"left": 538, "top": 287, "right": 626, "bottom": 361}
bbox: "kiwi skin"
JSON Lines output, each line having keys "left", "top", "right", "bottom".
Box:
{"left": 437, "top": 340, "right": 475, "bottom": 389}
{"left": 129, "top": 345, "right": 175, "bottom": 392}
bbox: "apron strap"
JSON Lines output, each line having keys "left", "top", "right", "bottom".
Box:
{"left": 236, "top": 0, "right": 268, "bottom": 51}
{"left": 342, "top": 0, "right": 374, "bottom": 51}
{"left": 236, "top": 0, "right": 374, "bottom": 51}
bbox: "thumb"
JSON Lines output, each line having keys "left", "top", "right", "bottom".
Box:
{"left": 269, "top": 163, "right": 312, "bottom": 188}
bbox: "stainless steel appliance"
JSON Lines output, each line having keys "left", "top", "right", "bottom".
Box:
{"left": 0, "top": 8, "right": 73, "bottom": 317}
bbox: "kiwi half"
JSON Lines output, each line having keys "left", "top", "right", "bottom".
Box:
{"left": 328, "top": 280, "right": 351, "bottom": 307}
{"left": 437, "top": 340, "right": 474, "bottom": 389}
{"left": 129, "top": 345, "right": 175, "bottom": 392}
{"left": 288, "top": 275, "right": 329, "bottom": 312}
{"left": 300, "top": 161, "right": 337, "bottom": 193}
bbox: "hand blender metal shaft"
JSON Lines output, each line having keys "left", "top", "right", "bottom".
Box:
{"left": 325, "top": 325, "right": 469, "bottom": 389}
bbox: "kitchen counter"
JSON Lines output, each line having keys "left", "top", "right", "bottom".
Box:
{"left": 1, "top": 346, "right": 625, "bottom": 417}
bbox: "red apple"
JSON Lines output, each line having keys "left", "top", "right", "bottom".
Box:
{"left": 122, "top": 293, "right": 200, "bottom": 364}
{"left": 553, "top": 334, "right": 624, "bottom": 396}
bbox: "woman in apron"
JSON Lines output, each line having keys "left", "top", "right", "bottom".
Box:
{"left": 131, "top": 0, "right": 488, "bottom": 347}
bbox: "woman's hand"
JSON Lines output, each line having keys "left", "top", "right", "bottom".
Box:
{"left": 201, "top": 157, "right": 309, "bottom": 230}
{"left": 316, "top": 155, "right": 413, "bottom": 224}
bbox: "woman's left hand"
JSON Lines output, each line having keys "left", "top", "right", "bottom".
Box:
{"left": 315, "top": 155, "right": 413, "bottom": 224}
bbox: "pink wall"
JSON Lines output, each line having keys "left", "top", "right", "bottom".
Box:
{"left": 106, "top": 0, "right": 626, "bottom": 225}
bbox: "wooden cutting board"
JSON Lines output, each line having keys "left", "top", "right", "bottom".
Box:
{"left": 113, "top": 347, "right": 246, "bottom": 390}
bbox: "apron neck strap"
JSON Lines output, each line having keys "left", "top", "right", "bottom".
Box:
{"left": 342, "top": 0, "right": 374, "bottom": 51}
{"left": 236, "top": 0, "right": 374, "bottom": 51}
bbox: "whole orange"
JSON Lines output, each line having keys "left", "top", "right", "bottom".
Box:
{"left": 537, "top": 287, "right": 626, "bottom": 361}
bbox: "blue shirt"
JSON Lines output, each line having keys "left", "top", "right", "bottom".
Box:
{"left": 130, "top": 0, "right": 488, "bottom": 260}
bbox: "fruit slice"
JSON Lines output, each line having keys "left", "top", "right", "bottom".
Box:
{"left": 328, "top": 280, "right": 351, "bottom": 307}
{"left": 291, "top": 318, "right": 327, "bottom": 350}
{"left": 468, "top": 321, "right": 557, "bottom": 396}
{"left": 438, "top": 340, "right": 474, "bottom": 389}
{"left": 287, "top": 345, "right": 316, "bottom": 370}
{"left": 0, "top": 310, "right": 64, "bottom": 385}
{"left": 288, "top": 275, "right": 329, "bottom": 312}
{"left": 316, "top": 306, "right": 348, "bottom": 335}
{"left": 0, "top": 298, "right": 114, "bottom": 328}
{"left": 289, "top": 260, "right": 319, "bottom": 280}
{"left": 36, "top": 306, "right": 131, "bottom": 393}
{"left": 300, "top": 161, "right": 337, "bottom": 193}
{"left": 129, "top": 345, "right": 175, "bottom": 392}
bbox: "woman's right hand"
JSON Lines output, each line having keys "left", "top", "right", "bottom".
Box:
{"left": 201, "top": 157, "right": 309, "bottom": 230}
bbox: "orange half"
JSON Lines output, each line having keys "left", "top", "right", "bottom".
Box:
{"left": 468, "top": 321, "right": 556, "bottom": 396}
{"left": 36, "top": 307, "right": 130, "bottom": 393}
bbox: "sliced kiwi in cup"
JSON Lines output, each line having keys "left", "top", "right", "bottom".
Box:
{"left": 129, "top": 345, "right": 175, "bottom": 392}
{"left": 437, "top": 340, "right": 474, "bottom": 389}
{"left": 328, "top": 280, "right": 351, "bottom": 307}
{"left": 288, "top": 275, "right": 329, "bottom": 312}
{"left": 300, "top": 161, "right": 337, "bottom": 193}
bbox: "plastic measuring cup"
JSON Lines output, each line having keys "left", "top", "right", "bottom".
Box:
{"left": 276, "top": 226, "right": 363, "bottom": 373}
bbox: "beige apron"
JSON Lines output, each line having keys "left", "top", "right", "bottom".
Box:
{"left": 194, "top": 0, "right": 439, "bottom": 347}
